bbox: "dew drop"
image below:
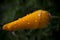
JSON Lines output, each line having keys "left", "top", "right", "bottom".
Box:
{"left": 27, "top": 22, "right": 30, "bottom": 24}
{"left": 22, "top": 20, "right": 25, "bottom": 22}
{"left": 35, "top": 20, "right": 38, "bottom": 22}
{"left": 38, "top": 13, "right": 41, "bottom": 17}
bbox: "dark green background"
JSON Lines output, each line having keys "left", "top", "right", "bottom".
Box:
{"left": 0, "top": 0, "right": 60, "bottom": 40}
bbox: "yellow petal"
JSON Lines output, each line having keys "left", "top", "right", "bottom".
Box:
{"left": 2, "top": 10, "right": 51, "bottom": 31}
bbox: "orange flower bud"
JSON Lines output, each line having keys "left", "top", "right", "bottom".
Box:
{"left": 2, "top": 10, "right": 51, "bottom": 31}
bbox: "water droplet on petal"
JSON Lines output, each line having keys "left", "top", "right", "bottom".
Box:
{"left": 27, "top": 22, "right": 30, "bottom": 24}
{"left": 35, "top": 20, "right": 38, "bottom": 22}
{"left": 38, "top": 13, "right": 41, "bottom": 17}
{"left": 23, "top": 20, "right": 25, "bottom": 21}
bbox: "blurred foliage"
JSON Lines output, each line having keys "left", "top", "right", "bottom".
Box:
{"left": 0, "top": 0, "right": 60, "bottom": 40}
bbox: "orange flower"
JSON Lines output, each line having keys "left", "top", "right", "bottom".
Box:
{"left": 2, "top": 10, "right": 51, "bottom": 31}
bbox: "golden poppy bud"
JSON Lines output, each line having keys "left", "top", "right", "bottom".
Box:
{"left": 2, "top": 10, "right": 51, "bottom": 31}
